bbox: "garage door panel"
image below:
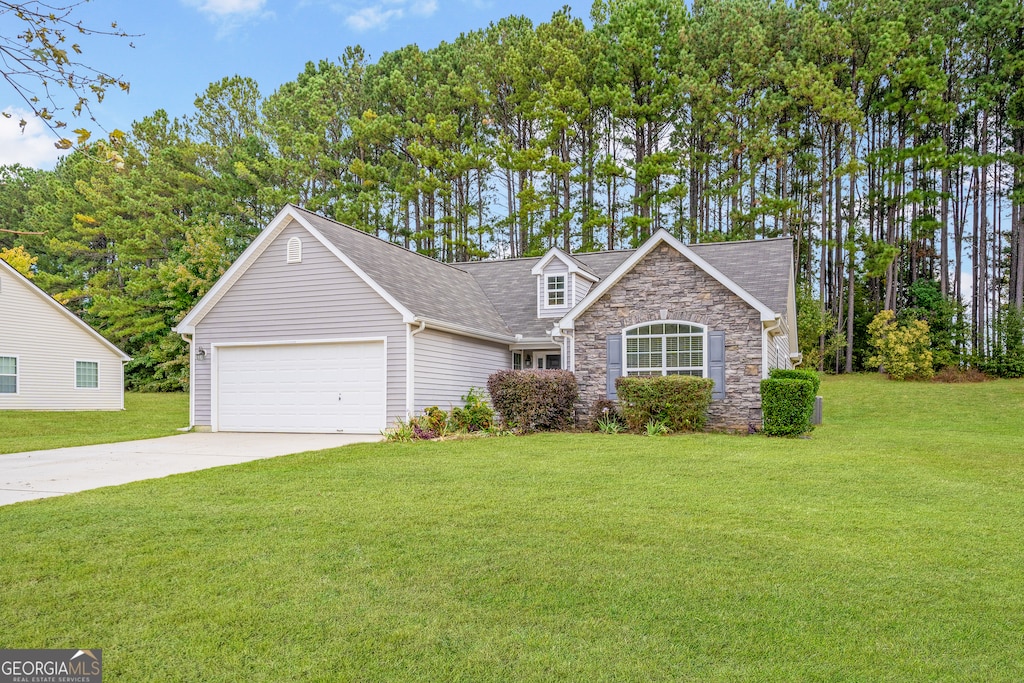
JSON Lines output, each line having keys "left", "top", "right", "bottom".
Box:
{"left": 215, "top": 341, "right": 386, "bottom": 433}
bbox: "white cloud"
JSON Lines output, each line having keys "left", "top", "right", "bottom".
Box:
{"left": 411, "top": 0, "right": 437, "bottom": 16}
{"left": 185, "top": 0, "right": 267, "bottom": 16}
{"left": 182, "top": 0, "right": 273, "bottom": 36}
{"left": 346, "top": 6, "right": 403, "bottom": 30}
{"left": 344, "top": 0, "right": 437, "bottom": 31}
{"left": 0, "top": 108, "right": 66, "bottom": 170}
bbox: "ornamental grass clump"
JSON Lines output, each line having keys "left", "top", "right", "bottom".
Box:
{"left": 615, "top": 375, "right": 713, "bottom": 433}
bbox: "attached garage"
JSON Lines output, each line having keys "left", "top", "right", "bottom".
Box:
{"left": 212, "top": 340, "right": 386, "bottom": 434}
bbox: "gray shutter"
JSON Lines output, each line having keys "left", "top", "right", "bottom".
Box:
{"left": 606, "top": 334, "right": 623, "bottom": 399}
{"left": 708, "top": 330, "right": 726, "bottom": 400}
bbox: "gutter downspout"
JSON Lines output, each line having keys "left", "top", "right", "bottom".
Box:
{"left": 551, "top": 326, "right": 574, "bottom": 372}
{"left": 762, "top": 315, "right": 783, "bottom": 378}
{"left": 406, "top": 321, "right": 426, "bottom": 418}
{"left": 179, "top": 332, "right": 196, "bottom": 430}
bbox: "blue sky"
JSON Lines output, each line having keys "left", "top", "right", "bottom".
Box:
{"left": 1, "top": 0, "right": 586, "bottom": 169}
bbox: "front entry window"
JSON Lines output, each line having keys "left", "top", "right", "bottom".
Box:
{"left": 545, "top": 354, "right": 561, "bottom": 370}
{"left": 625, "top": 323, "right": 704, "bottom": 377}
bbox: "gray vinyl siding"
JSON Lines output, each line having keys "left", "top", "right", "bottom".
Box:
{"left": 772, "top": 334, "right": 792, "bottom": 370}
{"left": 413, "top": 328, "right": 510, "bottom": 412}
{"left": 572, "top": 273, "right": 593, "bottom": 306}
{"left": 0, "top": 269, "right": 125, "bottom": 410}
{"left": 193, "top": 221, "right": 407, "bottom": 427}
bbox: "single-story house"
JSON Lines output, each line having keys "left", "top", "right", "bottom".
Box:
{"left": 176, "top": 204, "right": 798, "bottom": 433}
{"left": 0, "top": 257, "right": 130, "bottom": 410}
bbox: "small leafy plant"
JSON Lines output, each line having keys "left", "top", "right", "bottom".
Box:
{"left": 644, "top": 419, "right": 670, "bottom": 437}
{"left": 382, "top": 387, "right": 497, "bottom": 442}
{"left": 597, "top": 415, "right": 623, "bottom": 434}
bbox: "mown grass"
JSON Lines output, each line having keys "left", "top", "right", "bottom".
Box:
{"left": 1, "top": 375, "right": 1022, "bottom": 681}
{"left": 0, "top": 393, "right": 189, "bottom": 454}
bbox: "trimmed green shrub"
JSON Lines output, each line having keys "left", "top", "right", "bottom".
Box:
{"left": 769, "top": 368, "right": 821, "bottom": 395}
{"left": 487, "top": 370, "right": 577, "bottom": 432}
{"left": 615, "top": 375, "right": 713, "bottom": 433}
{"left": 761, "top": 378, "right": 815, "bottom": 436}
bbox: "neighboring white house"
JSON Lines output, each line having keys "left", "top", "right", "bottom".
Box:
{"left": 177, "top": 205, "right": 798, "bottom": 434}
{"left": 0, "top": 257, "right": 129, "bottom": 410}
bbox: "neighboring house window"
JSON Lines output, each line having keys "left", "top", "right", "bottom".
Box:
{"left": 547, "top": 275, "right": 565, "bottom": 306}
{"left": 76, "top": 361, "right": 99, "bottom": 389}
{"left": 0, "top": 356, "right": 16, "bottom": 394}
{"left": 625, "top": 323, "right": 705, "bottom": 377}
{"left": 286, "top": 236, "right": 302, "bottom": 264}
{"left": 513, "top": 352, "right": 523, "bottom": 370}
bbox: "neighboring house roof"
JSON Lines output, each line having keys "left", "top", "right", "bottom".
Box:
{"left": 0, "top": 257, "right": 130, "bottom": 361}
{"left": 178, "top": 205, "right": 794, "bottom": 343}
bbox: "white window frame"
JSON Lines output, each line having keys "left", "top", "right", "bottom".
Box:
{"left": 75, "top": 359, "right": 100, "bottom": 390}
{"left": 546, "top": 275, "right": 566, "bottom": 307}
{"left": 623, "top": 322, "right": 707, "bottom": 377}
{"left": 0, "top": 355, "right": 18, "bottom": 395}
{"left": 512, "top": 352, "right": 523, "bottom": 370}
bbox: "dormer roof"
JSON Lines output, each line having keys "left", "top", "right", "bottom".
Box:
{"left": 530, "top": 247, "right": 600, "bottom": 281}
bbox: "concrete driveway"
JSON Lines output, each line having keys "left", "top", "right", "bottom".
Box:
{"left": 0, "top": 432, "right": 381, "bottom": 506}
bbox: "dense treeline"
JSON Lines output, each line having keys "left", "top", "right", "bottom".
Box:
{"left": 1, "top": 0, "right": 1022, "bottom": 389}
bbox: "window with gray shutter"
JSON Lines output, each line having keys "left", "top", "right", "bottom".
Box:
{"left": 606, "top": 335, "right": 622, "bottom": 399}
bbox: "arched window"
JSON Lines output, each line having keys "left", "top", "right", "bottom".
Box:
{"left": 286, "top": 236, "right": 302, "bottom": 264}
{"left": 624, "top": 322, "right": 705, "bottom": 377}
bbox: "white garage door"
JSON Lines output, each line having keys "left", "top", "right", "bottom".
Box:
{"left": 215, "top": 341, "right": 386, "bottom": 433}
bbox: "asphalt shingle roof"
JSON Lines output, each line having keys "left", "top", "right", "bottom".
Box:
{"left": 290, "top": 206, "right": 792, "bottom": 339}
{"left": 292, "top": 206, "right": 511, "bottom": 336}
{"left": 454, "top": 251, "right": 633, "bottom": 339}
{"left": 688, "top": 238, "right": 792, "bottom": 314}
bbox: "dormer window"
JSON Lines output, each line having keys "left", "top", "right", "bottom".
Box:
{"left": 546, "top": 275, "right": 565, "bottom": 306}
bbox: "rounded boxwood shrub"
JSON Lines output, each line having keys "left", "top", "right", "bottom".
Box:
{"left": 486, "top": 370, "right": 577, "bottom": 432}
{"left": 768, "top": 367, "right": 821, "bottom": 395}
{"left": 760, "top": 378, "right": 815, "bottom": 437}
{"left": 615, "top": 375, "right": 714, "bottom": 433}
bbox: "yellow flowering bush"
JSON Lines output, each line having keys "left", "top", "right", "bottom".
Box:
{"left": 867, "top": 310, "right": 934, "bottom": 380}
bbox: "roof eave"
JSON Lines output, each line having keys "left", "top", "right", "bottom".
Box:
{"left": 417, "top": 317, "right": 516, "bottom": 345}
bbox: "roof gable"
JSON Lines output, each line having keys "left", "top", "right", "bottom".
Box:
{"left": 558, "top": 230, "right": 780, "bottom": 329}
{"left": 177, "top": 205, "right": 512, "bottom": 341}
{"left": 530, "top": 247, "right": 599, "bottom": 280}
{"left": 178, "top": 206, "right": 416, "bottom": 334}
{"left": 0, "top": 258, "right": 130, "bottom": 361}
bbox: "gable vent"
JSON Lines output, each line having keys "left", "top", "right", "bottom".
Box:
{"left": 286, "top": 236, "right": 302, "bottom": 264}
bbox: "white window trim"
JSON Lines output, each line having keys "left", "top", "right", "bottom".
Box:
{"left": 546, "top": 275, "right": 566, "bottom": 307}
{"left": 622, "top": 321, "right": 708, "bottom": 377}
{"left": 74, "top": 359, "right": 101, "bottom": 390}
{"left": 512, "top": 352, "right": 523, "bottom": 370}
{"left": 0, "top": 354, "right": 19, "bottom": 396}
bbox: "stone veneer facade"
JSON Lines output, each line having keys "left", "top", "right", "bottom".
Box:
{"left": 573, "top": 245, "right": 765, "bottom": 431}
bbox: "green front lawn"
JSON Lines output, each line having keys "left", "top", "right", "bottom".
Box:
{"left": 0, "top": 393, "right": 189, "bottom": 454}
{"left": 1, "top": 375, "right": 1023, "bottom": 680}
